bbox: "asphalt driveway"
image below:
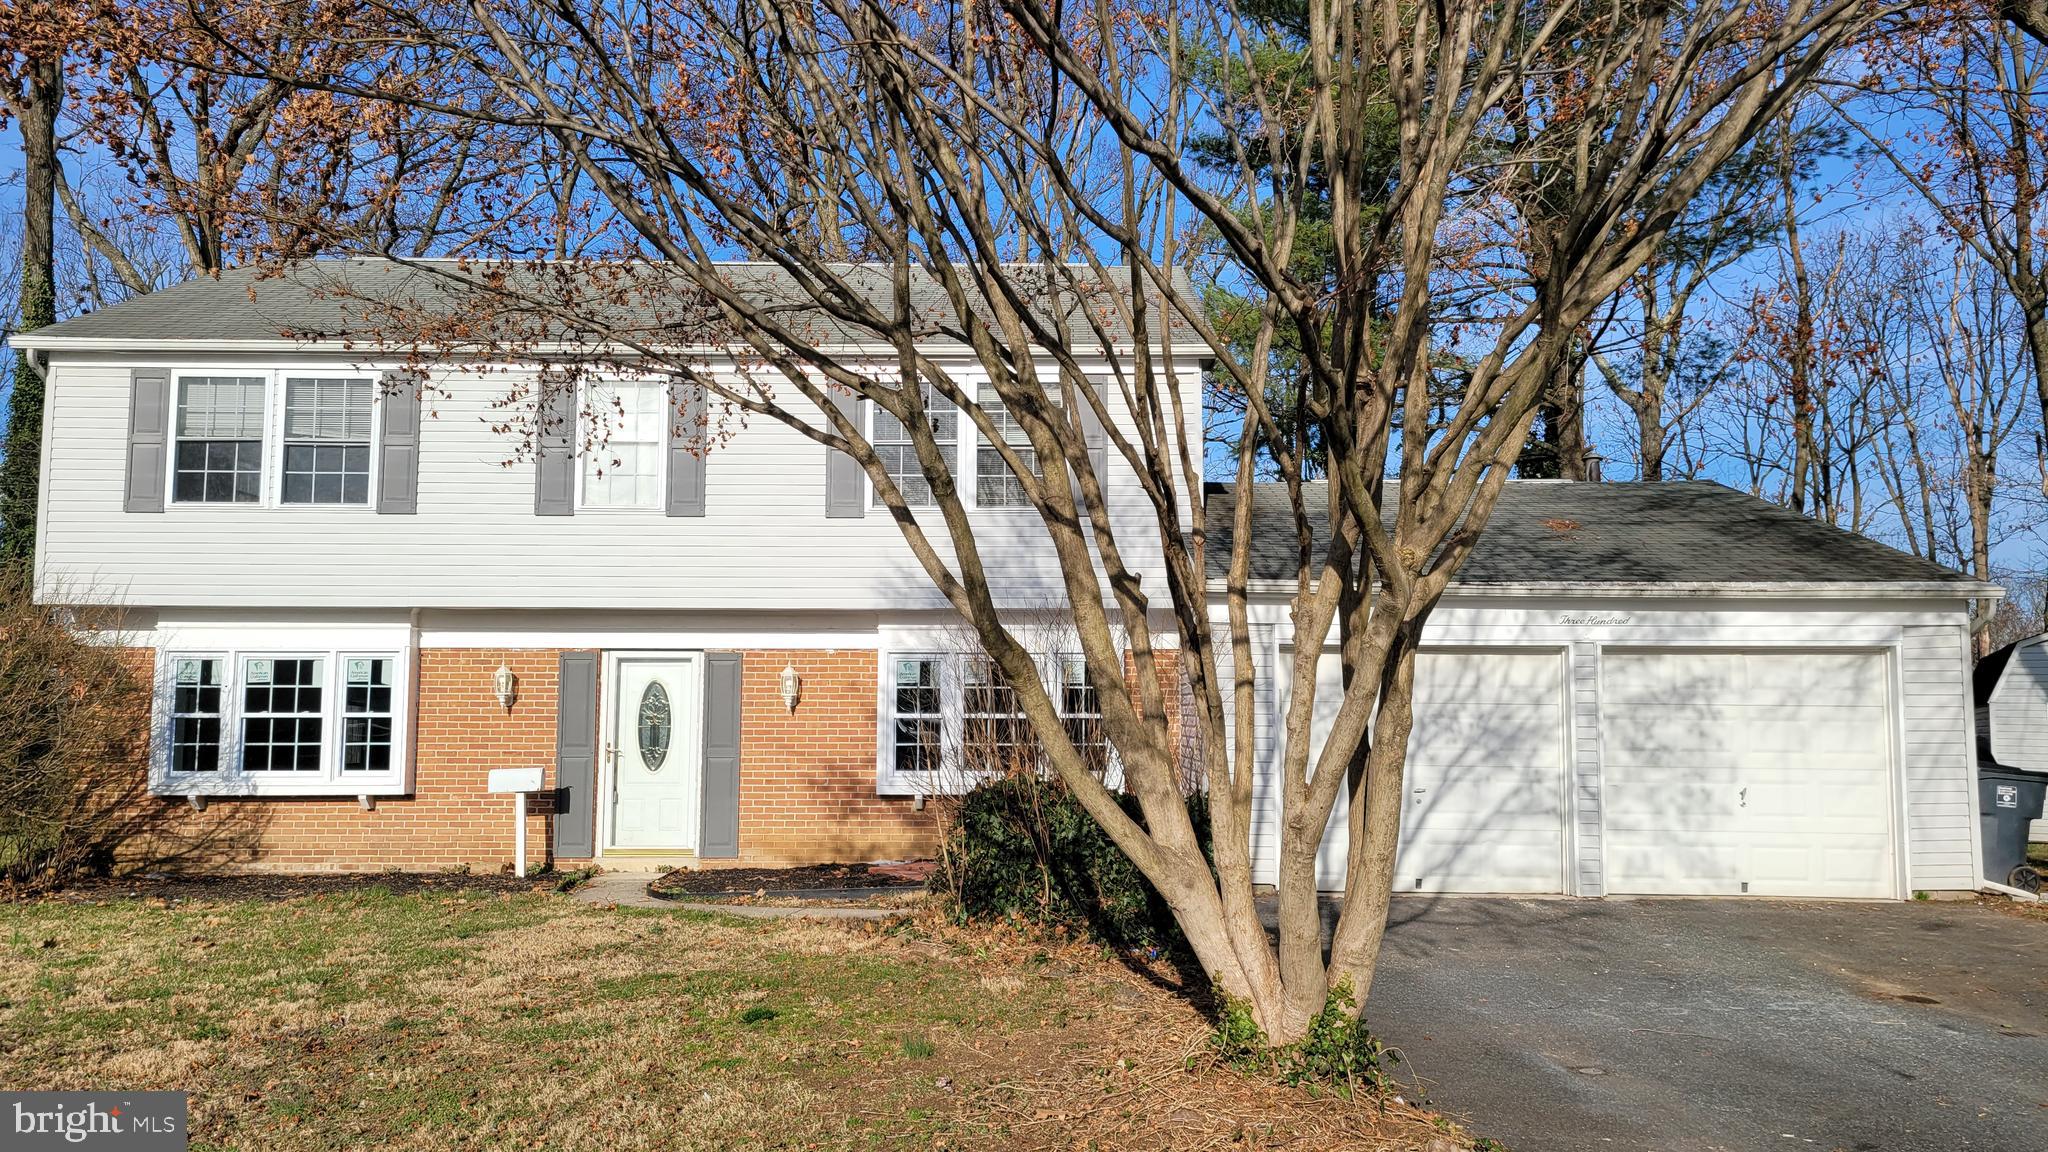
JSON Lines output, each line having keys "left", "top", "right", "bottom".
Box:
{"left": 1367, "top": 897, "right": 2048, "bottom": 1152}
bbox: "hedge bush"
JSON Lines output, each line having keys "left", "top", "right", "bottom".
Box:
{"left": 932, "top": 774, "right": 1210, "bottom": 951}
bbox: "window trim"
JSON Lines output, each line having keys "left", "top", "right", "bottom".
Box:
{"left": 875, "top": 647, "right": 1118, "bottom": 796}
{"left": 165, "top": 367, "right": 385, "bottom": 513}
{"left": 573, "top": 377, "right": 671, "bottom": 512}
{"left": 151, "top": 644, "right": 413, "bottom": 797}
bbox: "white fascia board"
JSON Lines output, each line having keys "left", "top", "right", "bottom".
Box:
{"left": 1207, "top": 578, "right": 2002, "bottom": 600}
{"left": 11, "top": 333, "right": 1215, "bottom": 360}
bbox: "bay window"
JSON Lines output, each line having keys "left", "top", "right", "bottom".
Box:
{"left": 154, "top": 647, "right": 409, "bottom": 795}
{"left": 878, "top": 649, "right": 1121, "bottom": 793}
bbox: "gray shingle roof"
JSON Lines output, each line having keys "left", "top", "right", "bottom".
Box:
{"left": 19, "top": 259, "right": 1200, "bottom": 349}
{"left": 1204, "top": 480, "right": 1978, "bottom": 587}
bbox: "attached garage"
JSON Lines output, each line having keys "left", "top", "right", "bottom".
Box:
{"left": 1601, "top": 650, "right": 1897, "bottom": 899}
{"left": 1219, "top": 480, "right": 1995, "bottom": 900}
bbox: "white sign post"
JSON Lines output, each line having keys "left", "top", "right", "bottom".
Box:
{"left": 488, "top": 767, "right": 546, "bottom": 876}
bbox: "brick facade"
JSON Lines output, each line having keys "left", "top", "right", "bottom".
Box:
{"left": 735, "top": 649, "right": 937, "bottom": 865}
{"left": 128, "top": 646, "right": 936, "bottom": 873}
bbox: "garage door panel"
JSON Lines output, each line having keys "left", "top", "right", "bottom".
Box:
{"left": 1602, "top": 650, "right": 1896, "bottom": 899}
{"left": 1279, "top": 649, "right": 1567, "bottom": 894}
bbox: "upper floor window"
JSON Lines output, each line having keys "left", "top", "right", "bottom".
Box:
{"left": 174, "top": 376, "right": 266, "bottom": 503}
{"left": 871, "top": 390, "right": 955, "bottom": 507}
{"left": 281, "top": 378, "right": 374, "bottom": 505}
{"left": 580, "top": 381, "right": 665, "bottom": 509}
{"left": 977, "top": 380, "right": 1060, "bottom": 509}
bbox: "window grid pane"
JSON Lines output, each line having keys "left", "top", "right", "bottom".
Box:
{"left": 891, "top": 656, "right": 942, "bottom": 775}
{"left": 964, "top": 658, "right": 1029, "bottom": 775}
{"left": 342, "top": 657, "right": 395, "bottom": 773}
{"left": 175, "top": 376, "right": 267, "bottom": 504}
{"left": 976, "top": 382, "right": 1039, "bottom": 508}
{"left": 1058, "top": 656, "right": 1111, "bottom": 773}
{"left": 871, "top": 390, "right": 956, "bottom": 507}
{"left": 581, "top": 382, "right": 665, "bottom": 508}
{"left": 241, "top": 657, "right": 325, "bottom": 772}
{"left": 282, "top": 378, "right": 372, "bottom": 505}
{"left": 169, "top": 657, "right": 223, "bottom": 774}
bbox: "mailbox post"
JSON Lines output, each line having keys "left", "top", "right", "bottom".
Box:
{"left": 487, "top": 767, "right": 546, "bottom": 875}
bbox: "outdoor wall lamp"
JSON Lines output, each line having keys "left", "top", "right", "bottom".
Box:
{"left": 780, "top": 662, "right": 802, "bottom": 712}
{"left": 494, "top": 664, "right": 518, "bottom": 711}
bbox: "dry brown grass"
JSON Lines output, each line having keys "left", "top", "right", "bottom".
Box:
{"left": 0, "top": 887, "right": 1481, "bottom": 1151}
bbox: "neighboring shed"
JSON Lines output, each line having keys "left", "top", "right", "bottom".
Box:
{"left": 1207, "top": 479, "right": 1999, "bottom": 900}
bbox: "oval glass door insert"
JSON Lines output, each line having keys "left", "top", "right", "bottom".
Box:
{"left": 637, "top": 681, "right": 672, "bottom": 771}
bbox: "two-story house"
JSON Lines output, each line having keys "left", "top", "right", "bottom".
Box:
{"left": 16, "top": 259, "right": 1201, "bottom": 872}
{"left": 16, "top": 260, "right": 2007, "bottom": 900}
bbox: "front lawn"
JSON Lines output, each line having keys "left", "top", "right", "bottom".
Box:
{"left": 1, "top": 885, "right": 1473, "bottom": 1151}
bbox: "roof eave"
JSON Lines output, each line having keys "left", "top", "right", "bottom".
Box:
{"left": 8, "top": 333, "right": 1218, "bottom": 359}
{"left": 1206, "top": 578, "right": 2001, "bottom": 600}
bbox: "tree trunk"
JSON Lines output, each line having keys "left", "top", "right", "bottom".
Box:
{"left": 3, "top": 52, "right": 61, "bottom": 565}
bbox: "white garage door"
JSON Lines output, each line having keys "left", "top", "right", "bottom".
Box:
{"left": 1602, "top": 650, "right": 1896, "bottom": 899}
{"left": 1275, "top": 649, "right": 1567, "bottom": 893}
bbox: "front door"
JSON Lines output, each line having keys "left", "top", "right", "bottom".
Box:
{"left": 608, "top": 656, "right": 702, "bottom": 851}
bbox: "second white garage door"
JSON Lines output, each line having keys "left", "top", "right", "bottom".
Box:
{"left": 1601, "top": 650, "right": 1897, "bottom": 899}
{"left": 1275, "top": 648, "right": 1568, "bottom": 893}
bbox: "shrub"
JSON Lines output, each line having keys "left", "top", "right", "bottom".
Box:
{"left": 931, "top": 773, "right": 1210, "bottom": 951}
{"left": 1210, "top": 982, "right": 1398, "bottom": 1099}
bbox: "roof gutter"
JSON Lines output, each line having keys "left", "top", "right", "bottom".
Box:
{"left": 6, "top": 333, "right": 1219, "bottom": 360}
{"left": 1207, "top": 578, "right": 2004, "bottom": 600}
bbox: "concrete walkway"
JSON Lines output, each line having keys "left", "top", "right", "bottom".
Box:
{"left": 568, "top": 871, "right": 895, "bottom": 919}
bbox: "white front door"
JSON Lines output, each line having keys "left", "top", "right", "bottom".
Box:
{"left": 608, "top": 656, "right": 702, "bottom": 851}
{"left": 1601, "top": 650, "right": 1897, "bottom": 898}
{"left": 1273, "top": 648, "right": 1568, "bottom": 893}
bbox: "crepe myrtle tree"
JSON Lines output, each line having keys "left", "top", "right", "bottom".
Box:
{"left": 195, "top": 0, "right": 1888, "bottom": 1042}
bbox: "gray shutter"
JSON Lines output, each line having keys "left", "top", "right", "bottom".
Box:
{"left": 666, "top": 382, "right": 706, "bottom": 517}
{"left": 1071, "top": 380, "right": 1109, "bottom": 509}
{"left": 375, "top": 372, "right": 420, "bottom": 515}
{"left": 124, "top": 367, "right": 171, "bottom": 513}
{"left": 552, "top": 651, "right": 599, "bottom": 859}
{"left": 534, "top": 379, "right": 575, "bottom": 516}
{"left": 824, "top": 389, "right": 865, "bottom": 518}
{"left": 699, "top": 652, "right": 742, "bottom": 858}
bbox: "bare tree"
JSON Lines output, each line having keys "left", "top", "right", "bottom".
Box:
{"left": 193, "top": 0, "right": 1885, "bottom": 1040}
{"left": 1837, "top": 6, "right": 2048, "bottom": 467}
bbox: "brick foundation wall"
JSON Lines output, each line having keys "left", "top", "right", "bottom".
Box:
{"left": 732, "top": 650, "right": 937, "bottom": 866}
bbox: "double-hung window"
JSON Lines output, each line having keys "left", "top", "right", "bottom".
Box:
{"left": 281, "top": 377, "right": 374, "bottom": 504}
{"left": 871, "top": 390, "right": 956, "bottom": 507}
{"left": 976, "top": 380, "right": 1040, "bottom": 508}
{"left": 963, "top": 658, "right": 1030, "bottom": 775}
{"left": 580, "top": 380, "right": 666, "bottom": 508}
{"left": 1056, "top": 655, "right": 1111, "bottom": 773}
{"left": 155, "top": 647, "right": 409, "bottom": 795}
{"left": 174, "top": 376, "right": 267, "bottom": 503}
{"left": 890, "top": 656, "right": 944, "bottom": 776}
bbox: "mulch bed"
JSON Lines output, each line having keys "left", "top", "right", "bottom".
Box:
{"left": 647, "top": 860, "right": 931, "bottom": 897}
{"left": 30, "top": 870, "right": 551, "bottom": 903}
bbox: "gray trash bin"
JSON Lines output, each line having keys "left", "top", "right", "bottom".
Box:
{"left": 1979, "top": 765, "right": 2047, "bottom": 892}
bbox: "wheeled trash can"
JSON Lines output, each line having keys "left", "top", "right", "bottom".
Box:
{"left": 1979, "top": 766, "right": 2046, "bottom": 893}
